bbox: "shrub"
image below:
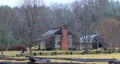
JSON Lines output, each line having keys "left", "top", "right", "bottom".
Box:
{"left": 52, "top": 52, "right": 57, "bottom": 55}
{"left": 8, "top": 44, "right": 27, "bottom": 51}
{"left": 33, "top": 53, "right": 37, "bottom": 56}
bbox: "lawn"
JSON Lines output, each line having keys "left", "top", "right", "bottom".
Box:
{"left": 1, "top": 51, "right": 120, "bottom": 60}
{"left": 34, "top": 52, "right": 120, "bottom": 64}
{"left": 0, "top": 51, "right": 120, "bottom": 64}
{"left": 36, "top": 53, "right": 120, "bottom": 60}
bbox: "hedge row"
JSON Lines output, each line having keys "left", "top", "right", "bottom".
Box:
{"left": 16, "top": 50, "right": 120, "bottom": 57}
{"left": 32, "top": 52, "right": 76, "bottom": 56}
{"left": 16, "top": 51, "right": 82, "bottom": 57}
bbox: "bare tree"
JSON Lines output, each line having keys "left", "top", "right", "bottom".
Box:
{"left": 0, "top": 6, "right": 11, "bottom": 55}
{"left": 20, "top": 0, "right": 44, "bottom": 56}
{"left": 72, "top": 0, "right": 97, "bottom": 53}
{"left": 96, "top": 18, "right": 120, "bottom": 51}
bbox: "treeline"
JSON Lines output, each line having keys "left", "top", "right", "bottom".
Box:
{"left": 0, "top": 0, "right": 120, "bottom": 53}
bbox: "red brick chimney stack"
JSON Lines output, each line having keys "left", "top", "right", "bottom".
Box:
{"left": 61, "top": 25, "right": 69, "bottom": 50}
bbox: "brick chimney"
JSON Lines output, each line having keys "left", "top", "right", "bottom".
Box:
{"left": 61, "top": 25, "right": 69, "bottom": 50}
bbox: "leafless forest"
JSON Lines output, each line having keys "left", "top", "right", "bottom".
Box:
{"left": 0, "top": 0, "right": 120, "bottom": 54}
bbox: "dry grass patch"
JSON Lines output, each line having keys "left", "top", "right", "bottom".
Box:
{"left": 36, "top": 53, "right": 120, "bottom": 60}
{"left": 50, "top": 59, "right": 107, "bottom": 64}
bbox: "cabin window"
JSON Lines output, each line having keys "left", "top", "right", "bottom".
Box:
{"left": 50, "top": 41, "right": 53, "bottom": 44}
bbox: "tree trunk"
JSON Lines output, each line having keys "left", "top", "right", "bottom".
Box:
{"left": 1, "top": 51, "right": 3, "bottom": 55}
{"left": 84, "top": 43, "right": 88, "bottom": 54}
{"left": 29, "top": 46, "right": 32, "bottom": 56}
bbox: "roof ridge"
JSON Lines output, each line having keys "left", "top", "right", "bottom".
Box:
{"left": 51, "top": 27, "right": 61, "bottom": 29}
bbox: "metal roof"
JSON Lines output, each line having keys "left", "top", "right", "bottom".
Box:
{"left": 79, "top": 35, "right": 98, "bottom": 43}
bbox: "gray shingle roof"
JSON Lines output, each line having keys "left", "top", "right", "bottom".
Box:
{"left": 42, "top": 28, "right": 60, "bottom": 36}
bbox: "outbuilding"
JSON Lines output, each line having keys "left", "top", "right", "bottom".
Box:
{"left": 79, "top": 35, "right": 103, "bottom": 50}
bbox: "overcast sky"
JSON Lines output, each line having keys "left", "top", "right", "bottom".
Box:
{"left": 0, "top": 0, "right": 75, "bottom": 7}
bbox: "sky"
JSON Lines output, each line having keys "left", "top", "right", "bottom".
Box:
{"left": 0, "top": 0, "right": 75, "bottom": 7}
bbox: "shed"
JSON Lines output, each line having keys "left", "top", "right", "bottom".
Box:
{"left": 79, "top": 35, "right": 103, "bottom": 50}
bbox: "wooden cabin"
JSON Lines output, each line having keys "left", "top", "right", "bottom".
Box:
{"left": 36, "top": 25, "right": 73, "bottom": 50}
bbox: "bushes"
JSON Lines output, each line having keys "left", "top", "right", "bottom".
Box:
{"left": 8, "top": 44, "right": 27, "bottom": 51}
{"left": 52, "top": 52, "right": 57, "bottom": 55}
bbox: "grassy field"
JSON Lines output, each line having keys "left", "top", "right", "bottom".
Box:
{"left": 35, "top": 53, "right": 120, "bottom": 64}
{"left": 0, "top": 51, "right": 120, "bottom": 64}
{"left": 36, "top": 53, "right": 120, "bottom": 60}
{"left": 34, "top": 51, "right": 120, "bottom": 64}
{"left": 1, "top": 51, "right": 120, "bottom": 60}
